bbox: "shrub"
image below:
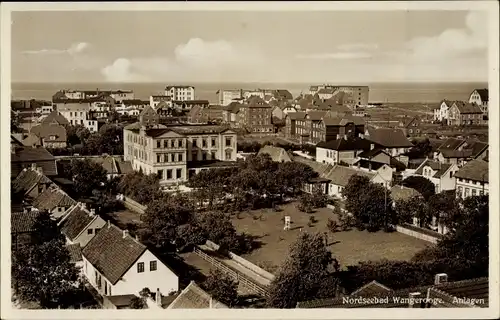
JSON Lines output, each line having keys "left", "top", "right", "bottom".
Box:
{"left": 327, "top": 218, "right": 340, "bottom": 233}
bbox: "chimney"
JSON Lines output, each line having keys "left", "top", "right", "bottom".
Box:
{"left": 11, "top": 144, "right": 16, "bottom": 154}
{"left": 209, "top": 297, "right": 213, "bottom": 309}
{"left": 434, "top": 273, "right": 448, "bottom": 285}
{"left": 344, "top": 135, "right": 347, "bottom": 140}
{"left": 336, "top": 134, "right": 340, "bottom": 140}
{"left": 123, "top": 229, "right": 129, "bottom": 238}
{"left": 107, "top": 220, "right": 111, "bottom": 228}
{"left": 408, "top": 292, "right": 421, "bottom": 308}
{"left": 23, "top": 207, "right": 28, "bottom": 214}
{"left": 135, "top": 235, "right": 139, "bottom": 241}
{"left": 31, "top": 163, "right": 37, "bottom": 170}
{"left": 156, "top": 288, "right": 161, "bottom": 307}
{"left": 81, "top": 202, "right": 86, "bottom": 210}
{"left": 370, "top": 144, "right": 375, "bottom": 150}
{"left": 90, "top": 208, "right": 96, "bottom": 216}
{"left": 35, "top": 166, "right": 43, "bottom": 175}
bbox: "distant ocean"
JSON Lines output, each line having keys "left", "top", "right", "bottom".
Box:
{"left": 10, "top": 82, "right": 487, "bottom": 104}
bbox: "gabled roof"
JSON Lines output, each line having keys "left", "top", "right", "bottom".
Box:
{"left": 454, "top": 159, "right": 488, "bottom": 183}
{"left": 414, "top": 159, "right": 452, "bottom": 178}
{"left": 30, "top": 124, "right": 67, "bottom": 143}
{"left": 356, "top": 148, "right": 407, "bottom": 171}
{"left": 40, "top": 110, "right": 70, "bottom": 126}
{"left": 452, "top": 101, "right": 483, "bottom": 114}
{"left": 12, "top": 168, "right": 53, "bottom": 195}
{"left": 11, "top": 147, "right": 58, "bottom": 177}
{"left": 324, "top": 165, "right": 376, "bottom": 187}
{"left": 32, "top": 186, "right": 76, "bottom": 212}
{"left": 322, "top": 116, "right": 365, "bottom": 126}
{"left": 317, "top": 88, "right": 335, "bottom": 94}
{"left": 66, "top": 243, "right": 83, "bottom": 263}
{"left": 365, "top": 127, "right": 413, "bottom": 148}
{"left": 317, "top": 137, "right": 374, "bottom": 151}
{"left": 121, "top": 99, "right": 147, "bottom": 106}
{"left": 438, "top": 138, "right": 466, "bottom": 151}
{"left": 82, "top": 224, "right": 148, "bottom": 285}
{"left": 257, "top": 145, "right": 292, "bottom": 162}
{"left": 390, "top": 185, "right": 422, "bottom": 202}
{"left": 460, "top": 139, "right": 488, "bottom": 158}
{"left": 60, "top": 204, "right": 96, "bottom": 241}
{"left": 306, "top": 111, "right": 328, "bottom": 121}
{"left": 473, "top": 89, "right": 488, "bottom": 102}
{"left": 287, "top": 111, "right": 307, "bottom": 120}
{"left": 439, "top": 149, "right": 473, "bottom": 159}
{"left": 91, "top": 156, "right": 133, "bottom": 175}
{"left": 350, "top": 280, "right": 392, "bottom": 297}
{"left": 167, "top": 281, "right": 228, "bottom": 309}
{"left": 275, "top": 89, "right": 293, "bottom": 100}
{"left": 22, "top": 133, "right": 42, "bottom": 147}
{"left": 11, "top": 211, "right": 40, "bottom": 233}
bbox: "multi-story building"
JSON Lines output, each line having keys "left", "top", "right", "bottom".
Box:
{"left": 243, "top": 90, "right": 266, "bottom": 100}
{"left": 413, "top": 159, "right": 459, "bottom": 193}
{"left": 150, "top": 95, "right": 172, "bottom": 109}
{"left": 316, "top": 137, "right": 375, "bottom": 166}
{"left": 123, "top": 107, "right": 237, "bottom": 186}
{"left": 309, "top": 85, "right": 369, "bottom": 106}
{"left": 218, "top": 89, "right": 244, "bottom": 106}
{"left": 55, "top": 102, "right": 99, "bottom": 132}
{"left": 454, "top": 159, "right": 488, "bottom": 199}
{"left": 236, "top": 97, "right": 273, "bottom": 133}
{"left": 448, "top": 101, "right": 485, "bottom": 126}
{"left": 364, "top": 127, "right": 413, "bottom": 157}
{"left": 109, "top": 90, "right": 135, "bottom": 102}
{"left": 172, "top": 100, "right": 210, "bottom": 112}
{"left": 468, "top": 88, "right": 489, "bottom": 116}
{"left": 164, "top": 85, "right": 195, "bottom": 101}
{"left": 434, "top": 100, "right": 454, "bottom": 124}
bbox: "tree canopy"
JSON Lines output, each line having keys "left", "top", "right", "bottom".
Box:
{"left": 69, "top": 159, "right": 108, "bottom": 197}
{"left": 267, "top": 232, "right": 340, "bottom": 308}
{"left": 402, "top": 176, "right": 435, "bottom": 200}
{"left": 203, "top": 270, "right": 239, "bottom": 307}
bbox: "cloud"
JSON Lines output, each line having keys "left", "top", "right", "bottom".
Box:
{"left": 399, "top": 11, "right": 487, "bottom": 62}
{"left": 22, "top": 42, "right": 90, "bottom": 55}
{"left": 336, "top": 43, "right": 379, "bottom": 51}
{"left": 101, "top": 38, "right": 264, "bottom": 82}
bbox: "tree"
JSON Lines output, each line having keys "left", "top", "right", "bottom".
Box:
{"left": 427, "top": 190, "right": 461, "bottom": 229}
{"left": 118, "top": 171, "right": 161, "bottom": 205}
{"left": 395, "top": 195, "right": 429, "bottom": 227}
{"left": 203, "top": 270, "right": 239, "bottom": 307}
{"left": 66, "top": 125, "right": 90, "bottom": 146}
{"left": 129, "top": 296, "right": 147, "bottom": 309}
{"left": 11, "top": 111, "right": 23, "bottom": 133}
{"left": 407, "top": 138, "right": 432, "bottom": 159}
{"left": 12, "top": 237, "right": 81, "bottom": 308}
{"left": 401, "top": 176, "right": 435, "bottom": 201}
{"left": 70, "top": 159, "right": 108, "bottom": 197}
{"left": 297, "top": 194, "right": 314, "bottom": 213}
{"left": 267, "top": 232, "right": 339, "bottom": 308}
{"left": 342, "top": 175, "right": 394, "bottom": 232}
{"left": 31, "top": 210, "right": 64, "bottom": 245}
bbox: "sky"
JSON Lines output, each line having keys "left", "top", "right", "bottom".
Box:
{"left": 11, "top": 10, "right": 489, "bottom": 83}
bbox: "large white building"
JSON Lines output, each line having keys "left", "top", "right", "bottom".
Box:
{"left": 55, "top": 103, "right": 99, "bottom": 132}
{"left": 218, "top": 89, "right": 244, "bottom": 106}
{"left": 165, "top": 85, "right": 195, "bottom": 101}
{"left": 468, "top": 88, "right": 489, "bottom": 116}
{"left": 123, "top": 107, "right": 238, "bottom": 186}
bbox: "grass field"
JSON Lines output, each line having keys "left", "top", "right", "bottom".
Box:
{"left": 107, "top": 209, "right": 142, "bottom": 230}
{"left": 232, "top": 202, "right": 431, "bottom": 273}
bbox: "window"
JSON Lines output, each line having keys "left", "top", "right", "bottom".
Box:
{"left": 225, "top": 150, "right": 232, "bottom": 160}
{"left": 449, "top": 171, "right": 453, "bottom": 178}
{"left": 157, "top": 140, "right": 161, "bottom": 148}
{"left": 167, "top": 169, "right": 172, "bottom": 180}
{"left": 192, "top": 151, "right": 198, "bottom": 161}
{"left": 465, "top": 188, "right": 470, "bottom": 197}
{"left": 202, "top": 152, "right": 207, "bottom": 161}
{"left": 171, "top": 154, "right": 175, "bottom": 162}
{"left": 202, "top": 139, "right": 207, "bottom": 148}
{"left": 178, "top": 154, "right": 183, "bottom": 162}
{"left": 165, "top": 153, "right": 169, "bottom": 162}
{"left": 150, "top": 261, "right": 157, "bottom": 271}
{"left": 176, "top": 169, "right": 182, "bottom": 179}
{"left": 179, "top": 140, "right": 184, "bottom": 148}
{"left": 225, "top": 137, "right": 232, "bottom": 147}
{"left": 157, "top": 154, "right": 161, "bottom": 163}
{"left": 472, "top": 189, "right": 477, "bottom": 196}
{"left": 480, "top": 190, "right": 484, "bottom": 196}
{"left": 192, "top": 139, "right": 197, "bottom": 147}
{"left": 158, "top": 170, "right": 164, "bottom": 180}
{"left": 211, "top": 151, "right": 216, "bottom": 159}
{"left": 137, "top": 262, "right": 145, "bottom": 273}
{"left": 211, "top": 138, "right": 216, "bottom": 147}
{"left": 87, "top": 229, "right": 93, "bottom": 235}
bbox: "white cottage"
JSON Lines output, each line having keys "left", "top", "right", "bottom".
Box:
{"left": 82, "top": 223, "right": 178, "bottom": 297}
{"left": 413, "top": 159, "right": 459, "bottom": 193}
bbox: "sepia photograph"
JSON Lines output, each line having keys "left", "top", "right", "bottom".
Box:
{"left": 1, "top": 1, "right": 498, "bottom": 319}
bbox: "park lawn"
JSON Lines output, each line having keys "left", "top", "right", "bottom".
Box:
{"left": 107, "top": 209, "right": 142, "bottom": 229}
{"left": 231, "top": 202, "right": 431, "bottom": 273}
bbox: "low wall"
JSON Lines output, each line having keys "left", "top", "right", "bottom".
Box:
{"left": 121, "top": 195, "right": 147, "bottom": 214}
{"left": 205, "top": 240, "right": 275, "bottom": 282}
{"left": 396, "top": 224, "right": 442, "bottom": 244}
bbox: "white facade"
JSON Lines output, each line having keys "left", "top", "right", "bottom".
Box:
{"left": 415, "top": 163, "right": 459, "bottom": 193}
{"left": 243, "top": 90, "right": 265, "bottom": 100}
{"left": 282, "top": 106, "right": 297, "bottom": 114}
{"left": 469, "top": 89, "right": 488, "bottom": 115}
{"left": 435, "top": 101, "right": 451, "bottom": 123}
{"left": 83, "top": 249, "right": 178, "bottom": 297}
{"left": 150, "top": 96, "right": 172, "bottom": 109}
{"left": 165, "top": 86, "right": 195, "bottom": 101}
{"left": 316, "top": 148, "right": 359, "bottom": 166}
{"left": 220, "top": 90, "right": 243, "bottom": 106}
{"left": 455, "top": 178, "right": 489, "bottom": 199}
{"left": 57, "top": 103, "right": 99, "bottom": 132}
{"left": 110, "top": 91, "right": 135, "bottom": 102}
{"left": 41, "top": 105, "right": 54, "bottom": 115}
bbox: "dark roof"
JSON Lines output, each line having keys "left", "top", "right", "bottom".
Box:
{"left": 438, "top": 138, "right": 465, "bottom": 151}
{"left": 11, "top": 147, "right": 57, "bottom": 177}
{"left": 30, "top": 124, "right": 67, "bottom": 143}
{"left": 460, "top": 139, "right": 488, "bottom": 158}
{"left": 32, "top": 186, "right": 76, "bottom": 211}
{"left": 187, "top": 160, "right": 239, "bottom": 169}
{"left": 474, "top": 89, "right": 489, "bottom": 102}
{"left": 11, "top": 211, "right": 40, "bottom": 233}
{"left": 161, "top": 294, "right": 180, "bottom": 308}
{"left": 121, "top": 99, "right": 147, "bottom": 106}
{"left": 40, "top": 111, "right": 70, "bottom": 126}
{"left": 440, "top": 149, "right": 473, "bottom": 158}
{"left": 275, "top": 89, "right": 293, "bottom": 100}
{"left": 316, "top": 138, "right": 374, "bottom": 151}
{"left": 357, "top": 147, "right": 385, "bottom": 159}
{"left": 145, "top": 125, "right": 232, "bottom": 137}
{"left": 287, "top": 112, "right": 307, "bottom": 120}
{"left": 168, "top": 281, "right": 228, "bottom": 309}
{"left": 91, "top": 156, "right": 133, "bottom": 175}
{"left": 453, "top": 101, "right": 482, "bottom": 114}
{"left": 82, "top": 224, "right": 147, "bottom": 285}
{"left": 106, "top": 295, "right": 137, "bottom": 308}
{"left": 60, "top": 205, "right": 95, "bottom": 241}
{"left": 12, "top": 168, "right": 53, "bottom": 195}
{"left": 178, "top": 100, "right": 210, "bottom": 105}
{"left": 66, "top": 243, "right": 83, "bottom": 263}
{"left": 414, "top": 159, "right": 452, "bottom": 178}
{"left": 307, "top": 111, "right": 328, "bottom": 121}
{"left": 257, "top": 146, "right": 292, "bottom": 162}
{"left": 454, "top": 159, "right": 488, "bottom": 183}
{"left": 366, "top": 127, "right": 413, "bottom": 148}
{"left": 317, "top": 88, "right": 335, "bottom": 94}
{"left": 351, "top": 280, "right": 392, "bottom": 297}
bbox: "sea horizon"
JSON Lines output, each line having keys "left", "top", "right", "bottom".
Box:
{"left": 10, "top": 81, "right": 488, "bottom": 104}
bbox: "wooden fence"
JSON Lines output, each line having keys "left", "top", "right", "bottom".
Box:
{"left": 119, "top": 195, "right": 146, "bottom": 214}
{"left": 395, "top": 224, "right": 443, "bottom": 244}
{"left": 193, "top": 247, "right": 270, "bottom": 297}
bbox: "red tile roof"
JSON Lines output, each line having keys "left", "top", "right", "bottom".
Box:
{"left": 11, "top": 211, "right": 40, "bottom": 233}
{"left": 454, "top": 159, "right": 488, "bottom": 183}
{"left": 11, "top": 168, "right": 53, "bottom": 195}
{"left": 32, "top": 186, "right": 76, "bottom": 212}
{"left": 60, "top": 205, "right": 96, "bottom": 241}
{"left": 366, "top": 127, "right": 413, "bottom": 148}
